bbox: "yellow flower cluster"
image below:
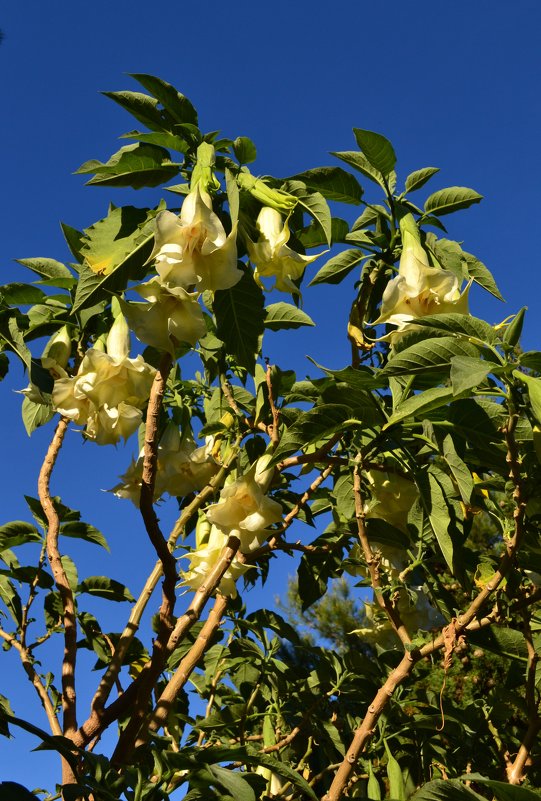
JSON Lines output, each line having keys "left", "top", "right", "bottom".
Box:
{"left": 179, "top": 456, "right": 282, "bottom": 597}
{"left": 52, "top": 315, "right": 156, "bottom": 445}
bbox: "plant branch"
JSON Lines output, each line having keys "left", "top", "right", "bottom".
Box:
{"left": 323, "top": 405, "right": 528, "bottom": 801}
{"left": 507, "top": 614, "right": 540, "bottom": 784}
{"left": 38, "top": 416, "right": 77, "bottom": 785}
{"left": 265, "top": 361, "right": 280, "bottom": 449}
{"left": 147, "top": 593, "right": 228, "bottom": 735}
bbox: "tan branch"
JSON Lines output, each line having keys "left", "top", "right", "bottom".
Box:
{"left": 147, "top": 594, "right": 228, "bottom": 735}
{"left": 323, "top": 405, "right": 528, "bottom": 801}
{"left": 0, "top": 627, "right": 62, "bottom": 736}
{"left": 37, "top": 417, "right": 77, "bottom": 785}
{"left": 266, "top": 362, "right": 280, "bottom": 449}
{"left": 507, "top": 615, "right": 540, "bottom": 784}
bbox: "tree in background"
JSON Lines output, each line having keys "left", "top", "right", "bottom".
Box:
{"left": 0, "top": 75, "right": 539, "bottom": 801}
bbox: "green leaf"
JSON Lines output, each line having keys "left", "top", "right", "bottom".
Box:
{"left": 204, "top": 764, "right": 255, "bottom": 801}
{"left": 282, "top": 181, "right": 332, "bottom": 245}
{"left": 264, "top": 302, "right": 315, "bottom": 330}
{"left": 273, "top": 404, "right": 354, "bottom": 461}
{"left": 442, "top": 435, "right": 474, "bottom": 503}
{"left": 77, "top": 576, "right": 135, "bottom": 602}
{"left": 309, "top": 248, "right": 367, "bottom": 286}
{"left": 120, "top": 130, "right": 190, "bottom": 153}
{"left": 60, "top": 223, "right": 85, "bottom": 266}
{"left": 383, "top": 337, "right": 480, "bottom": 376}
{"left": 61, "top": 554, "right": 78, "bottom": 592}
{"left": 410, "top": 780, "right": 483, "bottom": 801}
{"left": 353, "top": 128, "right": 396, "bottom": 176}
{"left": 22, "top": 396, "right": 54, "bottom": 436}
{"left": 424, "top": 187, "right": 483, "bottom": 217}
{"left": 405, "top": 167, "right": 440, "bottom": 193}
{"left": 60, "top": 522, "right": 109, "bottom": 551}
{"left": 331, "top": 150, "right": 387, "bottom": 189}
{"left": 0, "top": 353, "right": 8, "bottom": 382}
{"left": 288, "top": 167, "right": 363, "bottom": 204}
{"left": 297, "top": 217, "right": 349, "bottom": 249}
{"left": 384, "top": 386, "right": 460, "bottom": 429}
{"left": 72, "top": 212, "right": 154, "bottom": 314}
{"left": 462, "top": 252, "right": 504, "bottom": 301}
{"left": 385, "top": 742, "right": 406, "bottom": 801}
{"left": 233, "top": 136, "right": 257, "bottom": 164}
{"left": 465, "top": 779, "right": 541, "bottom": 801}
{"left": 0, "top": 283, "right": 46, "bottom": 306}
{"left": 15, "top": 257, "right": 73, "bottom": 281}
{"left": 79, "top": 205, "right": 150, "bottom": 276}
{"left": 468, "top": 627, "right": 528, "bottom": 662}
{"left": 129, "top": 73, "right": 198, "bottom": 126}
{"left": 0, "top": 782, "right": 37, "bottom": 800}
{"left": 214, "top": 271, "right": 265, "bottom": 373}
{"left": 450, "top": 356, "right": 493, "bottom": 395}
{"left": 417, "top": 470, "right": 455, "bottom": 572}
{"left": 0, "top": 576, "right": 22, "bottom": 624}
{"left": 408, "top": 313, "right": 497, "bottom": 344}
{"left": 0, "top": 521, "right": 42, "bottom": 551}
{"left": 102, "top": 90, "right": 168, "bottom": 132}
{"left": 75, "top": 143, "right": 180, "bottom": 189}
{"left": 513, "top": 370, "right": 541, "bottom": 425}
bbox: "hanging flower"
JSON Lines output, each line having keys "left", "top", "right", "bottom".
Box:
{"left": 247, "top": 207, "right": 323, "bottom": 295}
{"left": 205, "top": 456, "right": 282, "bottom": 552}
{"left": 373, "top": 214, "right": 470, "bottom": 330}
{"left": 110, "top": 427, "right": 218, "bottom": 503}
{"left": 151, "top": 186, "right": 242, "bottom": 292}
{"left": 364, "top": 469, "right": 418, "bottom": 533}
{"left": 52, "top": 314, "right": 156, "bottom": 445}
{"left": 178, "top": 526, "right": 252, "bottom": 598}
{"left": 122, "top": 280, "right": 206, "bottom": 354}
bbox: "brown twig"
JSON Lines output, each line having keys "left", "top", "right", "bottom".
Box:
{"left": 353, "top": 458, "right": 411, "bottom": 646}
{"left": 147, "top": 594, "right": 228, "bottom": 735}
{"left": 262, "top": 700, "right": 321, "bottom": 753}
{"left": 38, "top": 416, "right": 77, "bottom": 785}
{"left": 111, "top": 535, "right": 240, "bottom": 764}
{"left": 278, "top": 433, "right": 343, "bottom": 470}
{"left": 507, "top": 614, "right": 540, "bottom": 784}
{"left": 0, "top": 627, "right": 62, "bottom": 737}
{"left": 323, "top": 405, "right": 528, "bottom": 801}
{"left": 266, "top": 362, "right": 280, "bottom": 449}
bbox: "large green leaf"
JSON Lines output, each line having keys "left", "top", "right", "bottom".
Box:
{"left": 353, "top": 128, "right": 397, "bottom": 176}
{"left": 417, "top": 470, "right": 455, "bottom": 572}
{"left": 22, "top": 396, "right": 54, "bottom": 436}
{"left": 309, "top": 248, "right": 367, "bottom": 286}
{"left": 450, "top": 356, "right": 493, "bottom": 395}
{"left": 263, "top": 302, "right": 315, "bottom": 330}
{"left": 214, "top": 270, "right": 265, "bottom": 373}
{"left": 233, "top": 136, "right": 257, "bottom": 164}
{"left": 298, "top": 217, "right": 350, "bottom": 249}
{"left": 15, "top": 257, "right": 73, "bottom": 281}
{"left": 468, "top": 627, "right": 528, "bottom": 662}
{"left": 288, "top": 167, "right": 363, "bottom": 204}
{"left": 77, "top": 576, "right": 135, "bottom": 602}
{"left": 75, "top": 143, "right": 181, "bottom": 189}
{"left": 281, "top": 181, "right": 332, "bottom": 245}
{"left": 408, "top": 313, "right": 497, "bottom": 344}
{"left": 424, "top": 187, "right": 483, "bottom": 217}
{"left": 60, "top": 522, "right": 109, "bottom": 551}
{"left": 513, "top": 370, "right": 541, "bottom": 425}
{"left": 273, "top": 403, "right": 354, "bottom": 461}
{"left": 410, "top": 780, "right": 484, "bottom": 801}
{"left": 331, "top": 150, "right": 387, "bottom": 189}
{"left": 102, "top": 90, "right": 168, "bottom": 132}
{"left": 462, "top": 252, "right": 504, "bottom": 301}
{"left": 383, "top": 337, "right": 480, "bottom": 376}
{"left": 204, "top": 764, "right": 255, "bottom": 801}
{"left": 130, "top": 73, "right": 198, "bottom": 126}
{"left": 384, "top": 386, "right": 460, "bottom": 428}
{"left": 72, "top": 209, "right": 154, "bottom": 314}
{"left": 0, "top": 521, "right": 42, "bottom": 551}
{"left": 405, "top": 167, "right": 440, "bottom": 193}
{"left": 0, "top": 576, "right": 22, "bottom": 624}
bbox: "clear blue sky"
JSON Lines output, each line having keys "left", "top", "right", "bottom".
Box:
{"left": 1, "top": 0, "right": 541, "bottom": 791}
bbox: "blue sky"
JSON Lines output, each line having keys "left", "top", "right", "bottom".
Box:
{"left": 1, "top": 0, "right": 541, "bottom": 791}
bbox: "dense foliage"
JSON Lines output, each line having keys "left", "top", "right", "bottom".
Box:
{"left": 0, "top": 74, "right": 539, "bottom": 801}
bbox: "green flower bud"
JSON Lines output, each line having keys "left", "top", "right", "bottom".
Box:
{"left": 236, "top": 171, "right": 297, "bottom": 214}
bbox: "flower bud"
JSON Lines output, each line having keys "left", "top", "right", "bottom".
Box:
{"left": 106, "top": 314, "right": 131, "bottom": 362}
{"left": 42, "top": 326, "right": 71, "bottom": 371}
{"left": 236, "top": 171, "right": 297, "bottom": 214}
